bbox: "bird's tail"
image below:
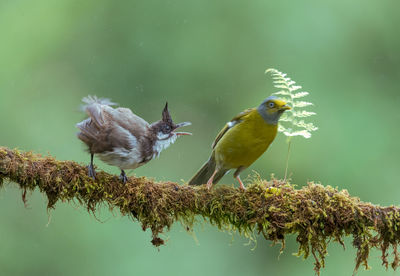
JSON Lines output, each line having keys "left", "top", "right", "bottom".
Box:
{"left": 80, "top": 95, "right": 117, "bottom": 112}
{"left": 188, "top": 152, "right": 227, "bottom": 186}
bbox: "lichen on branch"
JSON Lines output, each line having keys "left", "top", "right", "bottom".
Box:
{"left": 0, "top": 146, "right": 399, "bottom": 275}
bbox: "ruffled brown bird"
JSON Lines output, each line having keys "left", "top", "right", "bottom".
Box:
{"left": 76, "top": 96, "right": 191, "bottom": 183}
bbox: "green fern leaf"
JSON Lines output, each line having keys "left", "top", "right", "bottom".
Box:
{"left": 293, "top": 101, "right": 313, "bottom": 108}
{"left": 265, "top": 68, "right": 318, "bottom": 139}
{"left": 293, "top": 92, "right": 309, "bottom": 98}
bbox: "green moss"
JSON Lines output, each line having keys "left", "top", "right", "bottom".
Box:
{"left": 1, "top": 146, "right": 400, "bottom": 274}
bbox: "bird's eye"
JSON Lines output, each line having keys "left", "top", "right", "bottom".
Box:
{"left": 164, "top": 125, "right": 171, "bottom": 132}
{"left": 268, "top": 102, "right": 275, "bottom": 108}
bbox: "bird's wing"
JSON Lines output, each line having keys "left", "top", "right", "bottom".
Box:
{"left": 212, "top": 108, "right": 254, "bottom": 149}
{"left": 110, "top": 107, "right": 150, "bottom": 134}
{"left": 78, "top": 103, "right": 150, "bottom": 153}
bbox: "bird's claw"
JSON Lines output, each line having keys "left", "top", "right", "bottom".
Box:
{"left": 119, "top": 170, "right": 128, "bottom": 184}
{"left": 87, "top": 164, "right": 96, "bottom": 180}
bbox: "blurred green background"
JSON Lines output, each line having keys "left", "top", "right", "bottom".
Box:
{"left": 1, "top": 0, "right": 399, "bottom": 275}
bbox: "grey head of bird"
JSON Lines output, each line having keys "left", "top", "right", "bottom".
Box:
{"left": 257, "top": 95, "right": 291, "bottom": 125}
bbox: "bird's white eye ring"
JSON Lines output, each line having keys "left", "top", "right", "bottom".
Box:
{"left": 268, "top": 102, "right": 275, "bottom": 108}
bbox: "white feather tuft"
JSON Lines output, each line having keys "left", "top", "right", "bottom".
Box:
{"left": 80, "top": 95, "right": 117, "bottom": 111}
{"left": 152, "top": 133, "right": 178, "bottom": 159}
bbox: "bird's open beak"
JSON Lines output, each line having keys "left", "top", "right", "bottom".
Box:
{"left": 280, "top": 104, "right": 291, "bottom": 111}
{"left": 173, "top": 122, "right": 192, "bottom": 136}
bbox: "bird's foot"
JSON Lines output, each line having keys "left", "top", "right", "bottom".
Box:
{"left": 206, "top": 180, "right": 213, "bottom": 190}
{"left": 87, "top": 164, "right": 96, "bottom": 180}
{"left": 236, "top": 176, "right": 246, "bottom": 191}
{"left": 206, "top": 169, "right": 218, "bottom": 190}
{"left": 119, "top": 170, "right": 128, "bottom": 184}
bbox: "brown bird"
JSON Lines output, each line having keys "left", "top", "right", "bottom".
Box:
{"left": 76, "top": 96, "right": 191, "bottom": 183}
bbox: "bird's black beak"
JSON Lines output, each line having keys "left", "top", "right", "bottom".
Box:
{"left": 173, "top": 122, "right": 192, "bottom": 136}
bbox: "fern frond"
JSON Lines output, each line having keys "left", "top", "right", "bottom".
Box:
{"left": 283, "top": 130, "right": 312, "bottom": 139}
{"left": 278, "top": 125, "right": 286, "bottom": 132}
{"left": 278, "top": 116, "right": 292, "bottom": 122}
{"left": 265, "top": 68, "right": 318, "bottom": 139}
{"left": 293, "top": 92, "right": 309, "bottom": 98}
{"left": 293, "top": 101, "right": 313, "bottom": 108}
{"left": 289, "top": 85, "right": 302, "bottom": 92}
{"left": 274, "top": 90, "right": 291, "bottom": 96}
{"left": 274, "top": 84, "right": 290, "bottom": 89}
{"left": 292, "top": 120, "right": 318, "bottom": 131}
{"left": 292, "top": 110, "right": 316, "bottom": 117}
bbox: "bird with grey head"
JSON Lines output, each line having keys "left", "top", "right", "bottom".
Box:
{"left": 188, "top": 95, "right": 290, "bottom": 190}
{"left": 76, "top": 96, "right": 191, "bottom": 183}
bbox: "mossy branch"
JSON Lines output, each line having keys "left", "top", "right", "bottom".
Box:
{"left": 0, "top": 146, "right": 399, "bottom": 274}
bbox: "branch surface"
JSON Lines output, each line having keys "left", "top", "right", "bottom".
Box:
{"left": 0, "top": 146, "right": 399, "bottom": 274}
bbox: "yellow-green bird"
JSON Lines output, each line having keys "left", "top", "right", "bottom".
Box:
{"left": 188, "top": 96, "right": 291, "bottom": 190}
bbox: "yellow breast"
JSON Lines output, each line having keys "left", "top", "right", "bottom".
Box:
{"left": 214, "top": 109, "right": 278, "bottom": 169}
